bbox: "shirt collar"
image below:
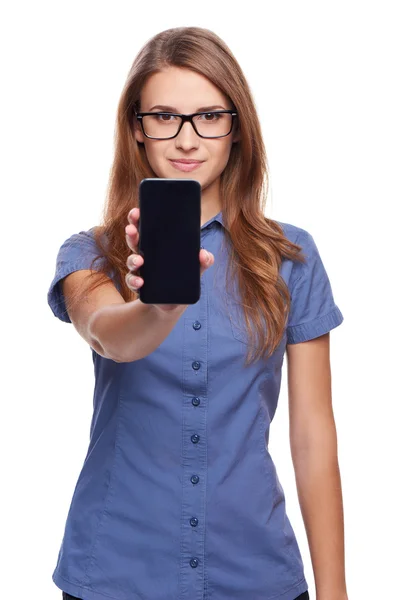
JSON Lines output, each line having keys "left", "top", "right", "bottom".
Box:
{"left": 201, "top": 210, "right": 225, "bottom": 230}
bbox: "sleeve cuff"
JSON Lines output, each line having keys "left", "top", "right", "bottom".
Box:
{"left": 286, "top": 305, "right": 344, "bottom": 344}
{"left": 47, "top": 260, "right": 92, "bottom": 324}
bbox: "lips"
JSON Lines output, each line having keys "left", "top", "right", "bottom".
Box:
{"left": 170, "top": 159, "right": 204, "bottom": 164}
{"left": 169, "top": 159, "right": 204, "bottom": 172}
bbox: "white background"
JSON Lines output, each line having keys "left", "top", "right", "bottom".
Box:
{"left": 1, "top": 1, "right": 399, "bottom": 598}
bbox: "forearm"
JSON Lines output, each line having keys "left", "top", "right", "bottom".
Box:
{"left": 291, "top": 426, "right": 348, "bottom": 600}
{"left": 89, "top": 299, "right": 188, "bottom": 362}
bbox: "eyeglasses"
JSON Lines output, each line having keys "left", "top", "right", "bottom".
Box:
{"left": 134, "top": 110, "right": 238, "bottom": 140}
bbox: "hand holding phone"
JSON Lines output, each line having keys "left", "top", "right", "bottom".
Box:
{"left": 125, "top": 207, "right": 214, "bottom": 313}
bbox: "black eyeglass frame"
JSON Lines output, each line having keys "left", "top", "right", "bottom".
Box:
{"left": 134, "top": 110, "right": 238, "bottom": 140}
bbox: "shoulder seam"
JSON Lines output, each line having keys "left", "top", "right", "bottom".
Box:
{"left": 290, "top": 230, "right": 310, "bottom": 289}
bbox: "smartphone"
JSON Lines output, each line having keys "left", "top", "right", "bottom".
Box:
{"left": 138, "top": 178, "right": 201, "bottom": 305}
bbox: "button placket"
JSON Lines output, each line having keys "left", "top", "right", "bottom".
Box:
{"left": 179, "top": 272, "right": 209, "bottom": 595}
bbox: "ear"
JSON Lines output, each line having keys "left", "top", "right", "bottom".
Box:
{"left": 134, "top": 122, "right": 145, "bottom": 144}
{"left": 231, "top": 120, "right": 240, "bottom": 143}
{"left": 232, "top": 130, "right": 241, "bottom": 143}
{"left": 132, "top": 111, "right": 145, "bottom": 143}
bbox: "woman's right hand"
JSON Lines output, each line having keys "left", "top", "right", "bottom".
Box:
{"left": 125, "top": 207, "right": 214, "bottom": 313}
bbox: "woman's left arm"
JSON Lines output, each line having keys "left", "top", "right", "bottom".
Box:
{"left": 286, "top": 332, "right": 348, "bottom": 600}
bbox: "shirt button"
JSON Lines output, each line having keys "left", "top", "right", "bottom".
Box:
{"left": 191, "top": 434, "right": 200, "bottom": 444}
{"left": 190, "top": 557, "right": 199, "bottom": 568}
{"left": 193, "top": 321, "right": 201, "bottom": 330}
{"left": 190, "top": 474, "right": 199, "bottom": 484}
{"left": 192, "top": 361, "right": 201, "bottom": 370}
{"left": 190, "top": 517, "right": 198, "bottom": 527}
{"left": 192, "top": 397, "right": 200, "bottom": 406}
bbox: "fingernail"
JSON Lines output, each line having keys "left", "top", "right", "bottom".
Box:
{"left": 128, "top": 276, "right": 139, "bottom": 287}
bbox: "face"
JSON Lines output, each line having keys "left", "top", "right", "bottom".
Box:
{"left": 134, "top": 66, "right": 240, "bottom": 205}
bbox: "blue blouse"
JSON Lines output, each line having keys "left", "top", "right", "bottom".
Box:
{"left": 47, "top": 211, "right": 344, "bottom": 600}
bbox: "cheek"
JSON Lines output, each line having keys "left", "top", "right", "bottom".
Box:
{"left": 142, "top": 143, "right": 165, "bottom": 174}
{"left": 213, "top": 142, "right": 233, "bottom": 168}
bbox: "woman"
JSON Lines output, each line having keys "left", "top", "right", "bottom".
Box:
{"left": 48, "top": 26, "right": 348, "bottom": 600}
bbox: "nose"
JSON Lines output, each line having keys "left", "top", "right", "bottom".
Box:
{"left": 175, "top": 120, "right": 200, "bottom": 149}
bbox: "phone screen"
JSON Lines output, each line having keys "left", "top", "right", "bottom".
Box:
{"left": 138, "top": 178, "right": 201, "bottom": 305}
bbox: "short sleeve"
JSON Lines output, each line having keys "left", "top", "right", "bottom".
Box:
{"left": 286, "top": 230, "right": 344, "bottom": 344}
{"left": 47, "top": 228, "right": 108, "bottom": 323}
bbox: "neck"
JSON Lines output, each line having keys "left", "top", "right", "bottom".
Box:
{"left": 200, "top": 177, "right": 222, "bottom": 226}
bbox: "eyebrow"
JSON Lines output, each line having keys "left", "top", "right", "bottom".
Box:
{"left": 148, "top": 104, "right": 228, "bottom": 112}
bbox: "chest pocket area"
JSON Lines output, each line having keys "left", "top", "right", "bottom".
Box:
{"left": 226, "top": 295, "right": 258, "bottom": 347}
{"left": 224, "top": 290, "right": 288, "bottom": 372}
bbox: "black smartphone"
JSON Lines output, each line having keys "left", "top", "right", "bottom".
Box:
{"left": 138, "top": 178, "right": 201, "bottom": 305}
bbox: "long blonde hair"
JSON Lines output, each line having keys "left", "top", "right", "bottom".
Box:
{"left": 69, "top": 26, "right": 306, "bottom": 365}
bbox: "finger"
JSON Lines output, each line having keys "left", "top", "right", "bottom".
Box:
{"left": 200, "top": 249, "right": 214, "bottom": 274}
{"left": 127, "top": 207, "right": 140, "bottom": 225}
{"left": 125, "top": 224, "right": 139, "bottom": 251}
{"left": 126, "top": 253, "right": 143, "bottom": 271}
{"left": 125, "top": 272, "right": 143, "bottom": 291}
{"left": 200, "top": 248, "right": 213, "bottom": 265}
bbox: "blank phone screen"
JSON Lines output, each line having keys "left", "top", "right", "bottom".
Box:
{"left": 138, "top": 178, "right": 201, "bottom": 305}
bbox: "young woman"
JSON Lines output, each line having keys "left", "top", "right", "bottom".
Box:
{"left": 48, "top": 26, "right": 347, "bottom": 600}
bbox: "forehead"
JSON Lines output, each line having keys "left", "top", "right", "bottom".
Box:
{"left": 140, "top": 66, "right": 231, "bottom": 112}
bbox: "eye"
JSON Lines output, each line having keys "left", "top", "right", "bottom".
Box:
{"left": 157, "top": 113, "right": 177, "bottom": 122}
{"left": 200, "top": 112, "right": 221, "bottom": 121}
